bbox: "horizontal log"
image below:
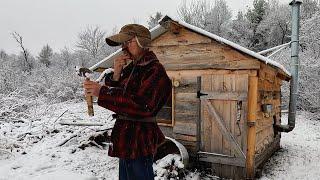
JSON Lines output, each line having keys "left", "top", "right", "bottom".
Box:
{"left": 175, "top": 101, "right": 198, "bottom": 113}
{"left": 163, "top": 60, "right": 260, "bottom": 71}
{"left": 159, "top": 126, "right": 174, "bottom": 137}
{"left": 173, "top": 121, "right": 197, "bottom": 136}
{"left": 175, "top": 93, "right": 197, "bottom": 101}
{"left": 150, "top": 27, "right": 212, "bottom": 47}
{"left": 59, "top": 121, "right": 104, "bottom": 126}
{"left": 152, "top": 44, "right": 260, "bottom": 70}
{"left": 198, "top": 151, "right": 246, "bottom": 167}
{"left": 255, "top": 135, "right": 280, "bottom": 168}
{"left": 175, "top": 84, "right": 197, "bottom": 93}
{"left": 175, "top": 112, "right": 197, "bottom": 122}
{"left": 167, "top": 69, "right": 258, "bottom": 77}
{"left": 173, "top": 133, "right": 197, "bottom": 142}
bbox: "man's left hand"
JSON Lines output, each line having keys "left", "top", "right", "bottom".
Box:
{"left": 83, "top": 80, "right": 102, "bottom": 97}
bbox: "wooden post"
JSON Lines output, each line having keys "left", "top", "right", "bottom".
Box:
{"left": 246, "top": 75, "right": 258, "bottom": 179}
{"left": 86, "top": 78, "right": 94, "bottom": 116}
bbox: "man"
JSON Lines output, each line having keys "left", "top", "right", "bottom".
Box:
{"left": 83, "top": 24, "right": 172, "bottom": 180}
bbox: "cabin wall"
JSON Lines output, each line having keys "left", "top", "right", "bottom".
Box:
{"left": 150, "top": 27, "right": 260, "bottom": 71}
{"left": 150, "top": 25, "right": 260, "bottom": 157}
{"left": 255, "top": 63, "right": 282, "bottom": 161}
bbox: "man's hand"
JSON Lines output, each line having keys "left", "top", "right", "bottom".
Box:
{"left": 113, "top": 54, "right": 131, "bottom": 81}
{"left": 83, "top": 80, "right": 102, "bottom": 97}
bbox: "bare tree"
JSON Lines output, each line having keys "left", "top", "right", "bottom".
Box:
{"left": 205, "top": 0, "right": 232, "bottom": 35}
{"left": 11, "top": 31, "right": 32, "bottom": 72}
{"left": 76, "top": 26, "right": 106, "bottom": 59}
{"left": 177, "top": 0, "right": 212, "bottom": 28}
{"left": 177, "top": 0, "right": 232, "bottom": 36}
{"left": 60, "top": 47, "right": 72, "bottom": 68}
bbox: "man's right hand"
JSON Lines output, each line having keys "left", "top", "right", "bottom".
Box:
{"left": 113, "top": 54, "right": 131, "bottom": 81}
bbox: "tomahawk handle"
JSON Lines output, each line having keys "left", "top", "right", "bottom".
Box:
{"left": 85, "top": 78, "right": 94, "bottom": 116}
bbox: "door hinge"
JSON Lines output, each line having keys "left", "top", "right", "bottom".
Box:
{"left": 197, "top": 91, "right": 208, "bottom": 98}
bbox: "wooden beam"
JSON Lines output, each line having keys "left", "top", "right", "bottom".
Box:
{"left": 163, "top": 60, "right": 260, "bottom": 71}
{"left": 246, "top": 75, "right": 258, "bottom": 179}
{"left": 203, "top": 99, "right": 246, "bottom": 159}
{"left": 200, "top": 91, "right": 247, "bottom": 101}
{"left": 173, "top": 121, "right": 197, "bottom": 136}
{"left": 197, "top": 76, "right": 202, "bottom": 152}
{"left": 59, "top": 121, "right": 104, "bottom": 126}
{"left": 198, "top": 151, "right": 246, "bottom": 167}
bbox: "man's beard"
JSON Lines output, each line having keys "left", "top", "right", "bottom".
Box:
{"left": 122, "top": 47, "right": 132, "bottom": 58}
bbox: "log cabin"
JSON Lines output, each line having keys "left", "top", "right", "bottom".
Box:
{"left": 90, "top": 15, "right": 292, "bottom": 179}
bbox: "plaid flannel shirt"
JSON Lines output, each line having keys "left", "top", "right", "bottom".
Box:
{"left": 97, "top": 51, "right": 171, "bottom": 159}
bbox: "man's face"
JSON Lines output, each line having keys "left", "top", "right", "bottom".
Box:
{"left": 122, "top": 38, "right": 138, "bottom": 57}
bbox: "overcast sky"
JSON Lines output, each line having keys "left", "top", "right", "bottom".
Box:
{"left": 1, "top": 0, "right": 291, "bottom": 55}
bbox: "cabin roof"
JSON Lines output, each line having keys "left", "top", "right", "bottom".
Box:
{"left": 90, "top": 15, "right": 291, "bottom": 78}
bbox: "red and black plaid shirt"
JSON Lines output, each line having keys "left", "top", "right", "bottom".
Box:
{"left": 97, "top": 50, "right": 171, "bottom": 159}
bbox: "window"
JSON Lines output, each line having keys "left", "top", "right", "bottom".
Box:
{"left": 156, "top": 80, "right": 174, "bottom": 126}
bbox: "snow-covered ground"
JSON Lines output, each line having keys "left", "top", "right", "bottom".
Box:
{"left": 0, "top": 101, "right": 319, "bottom": 179}
{"left": 261, "top": 111, "right": 320, "bottom": 179}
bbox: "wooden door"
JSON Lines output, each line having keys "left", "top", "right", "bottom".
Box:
{"left": 198, "top": 74, "right": 248, "bottom": 177}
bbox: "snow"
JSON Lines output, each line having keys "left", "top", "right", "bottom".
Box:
{"left": 0, "top": 102, "right": 118, "bottom": 180}
{"left": 1, "top": 101, "right": 319, "bottom": 179}
{"left": 261, "top": 111, "right": 320, "bottom": 179}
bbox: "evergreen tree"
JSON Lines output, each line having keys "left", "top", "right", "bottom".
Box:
{"left": 245, "top": 0, "right": 269, "bottom": 51}
{"left": 38, "top": 44, "right": 53, "bottom": 67}
{"left": 147, "top": 12, "right": 163, "bottom": 29}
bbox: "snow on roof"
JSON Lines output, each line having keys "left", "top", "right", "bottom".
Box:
{"left": 159, "top": 15, "right": 291, "bottom": 77}
{"left": 90, "top": 15, "right": 291, "bottom": 77}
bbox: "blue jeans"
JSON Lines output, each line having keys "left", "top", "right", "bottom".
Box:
{"left": 119, "top": 155, "right": 154, "bottom": 180}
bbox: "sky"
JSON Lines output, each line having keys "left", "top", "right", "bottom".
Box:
{"left": 0, "top": 0, "right": 291, "bottom": 55}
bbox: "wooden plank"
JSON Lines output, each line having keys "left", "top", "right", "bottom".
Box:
{"left": 201, "top": 75, "right": 212, "bottom": 152}
{"left": 235, "top": 74, "right": 249, "bottom": 156}
{"left": 203, "top": 99, "right": 246, "bottom": 158}
{"left": 200, "top": 91, "right": 247, "bottom": 101}
{"left": 221, "top": 74, "right": 233, "bottom": 177}
{"left": 229, "top": 74, "right": 237, "bottom": 177}
{"left": 173, "top": 121, "right": 197, "bottom": 136}
{"left": 198, "top": 151, "right": 246, "bottom": 167}
{"left": 211, "top": 75, "right": 223, "bottom": 177}
{"left": 237, "top": 75, "right": 248, "bottom": 179}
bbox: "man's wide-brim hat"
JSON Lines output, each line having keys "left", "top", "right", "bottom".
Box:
{"left": 105, "top": 24, "right": 151, "bottom": 47}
